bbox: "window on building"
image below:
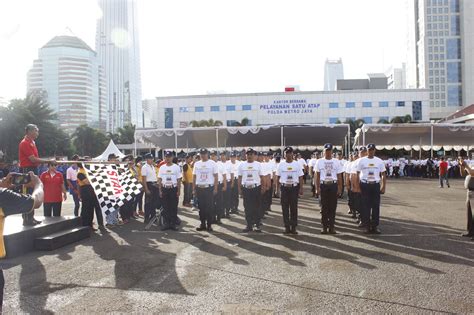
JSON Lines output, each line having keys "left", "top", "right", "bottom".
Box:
{"left": 242, "top": 105, "right": 252, "bottom": 111}
{"left": 435, "top": 70, "right": 439, "bottom": 75}
{"left": 446, "top": 38, "right": 461, "bottom": 59}
{"left": 451, "top": 15, "right": 460, "bottom": 35}
{"left": 345, "top": 102, "right": 355, "bottom": 108}
{"left": 450, "top": 0, "right": 459, "bottom": 12}
{"left": 427, "top": 23, "right": 432, "bottom": 30}
{"left": 412, "top": 101, "right": 423, "bottom": 120}
{"left": 396, "top": 101, "right": 405, "bottom": 107}
{"left": 447, "top": 62, "right": 461, "bottom": 83}
{"left": 195, "top": 106, "right": 204, "bottom": 112}
{"left": 329, "top": 117, "right": 339, "bottom": 124}
{"left": 427, "top": 8, "right": 431, "bottom": 14}
{"left": 429, "top": 46, "right": 433, "bottom": 52}
{"left": 179, "top": 107, "right": 188, "bottom": 113}
{"left": 164, "top": 108, "right": 173, "bottom": 129}
{"left": 362, "top": 117, "right": 373, "bottom": 123}
{"left": 379, "top": 101, "right": 389, "bottom": 107}
{"left": 226, "top": 105, "right": 236, "bottom": 111}
{"left": 329, "top": 102, "right": 339, "bottom": 108}
{"left": 447, "top": 85, "right": 462, "bottom": 106}
{"left": 429, "top": 78, "right": 434, "bottom": 84}
{"left": 434, "top": 62, "right": 439, "bottom": 67}
{"left": 435, "top": 78, "right": 439, "bottom": 83}
{"left": 362, "top": 101, "right": 372, "bottom": 108}
{"left": 441, "top": 93, "right": 446, "bottom": 98}
{"left": 210, "top": 106, "right": 220, "bottom": 112}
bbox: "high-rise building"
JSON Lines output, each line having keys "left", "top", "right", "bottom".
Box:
{"left": 385, "top": 64, "right": 407, "bottom": 90}
{"left": 96, "top": 0, "right": 143, "bottom": 132}
{"left": 27, "top": 35, "right": 107, "bottom": 134}
{"left": 324, "top": 58, "right": 344, "bottom": 91}
{"left": 407, "top": 0, "right": 474, "bottom": 120}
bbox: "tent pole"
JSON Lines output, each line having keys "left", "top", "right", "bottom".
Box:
{"left": 174, "top": 131, "right": 178, "bottom": 153}
{"left": 280, "top": 126, "right": 284, "bottom": 152}
{"left": 347, "top": 125, "right": 351, "bottom": 154}
{"left": 419, "top": 137, "right": 422, "bottom": 160}
{"left": 430, "top": 124, "right": 434, "bottom": 158}
{"left": 362, "top": 128, "right": 366, "bottom": 146}
{"left": 216, "top": 128, "right": 219, "bottom": 150}
{"left": 133, "top": 132, "right": 137, "bottom": 157}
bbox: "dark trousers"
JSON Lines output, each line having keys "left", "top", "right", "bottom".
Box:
{"left": 467, "top": 191, "right": 474, "bottom": 234}
{"left": 183, "top": 183, "right": 193, "bottom": 205}
{"left": 214, "top": 183, "right": 224, "bottom": 219}
{"left": 263, "top": 181, "right": 273, "bottom": 212}
{"left": 69, "top": 181, "right": 80, "bottom": 216}
{"left": 360, "top": 182, "right": 381, "bottom": 227}
{"left": 80, "top": 185, "right": 104, "bottom": 227}
{"left": 43, "top": 202, "right": 62, "bottom": 217}
{"left": 20, "top": 167, "right": 37, "bottom": 223}
{"left": 242, "top": 186, "right": 261, "bottom": 227}
{"left": 223, "top": 181, "right": 232, "bottom": 212}
{"left": 439, "top": 174, "right": 449, "bottom": 187}
{"left": 231, "top": 179, "right": 239, "bottom": 211}
{"left": 196, "top": 186, "right": 214, "bottom": 226}
{"left": 162, "top": 187, "right": 178, "bottom": 226}
{"left": 281, "top": 185, "right": 299, "bottom": 227}
{"left": 135, "top": 191, "right": 144, "bottom": 212}
{"left": 144, "top": 184, "right": 160, "bottom": 224}
{"left": 119, "top": 199, "right": 134, "bottom": 221}
{"left": 320, "top": 183, "right": 338, "bottom": 229}
{"left": 347, "top": 189, "right": 353, "bottom": 211}
{"left": 352, "top": 191, "right": 362, "bottom": 217}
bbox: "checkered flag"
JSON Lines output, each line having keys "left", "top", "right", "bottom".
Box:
{"left": 84, "top": 163, "right": 143, "bottom": 219}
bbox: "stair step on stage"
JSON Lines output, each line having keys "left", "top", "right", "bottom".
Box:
{"left": 34, "top": 226, "right": 90, "bottom": 251}
{"left": 3, "top": 215, "right": 88, "bottom": 258}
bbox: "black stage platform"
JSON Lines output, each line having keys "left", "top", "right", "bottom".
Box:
{"left": 3, "top": 215, "right": 90, "bottom": 258}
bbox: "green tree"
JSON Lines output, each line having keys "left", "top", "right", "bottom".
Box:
{"left": 390, "top": 115, "right": 413, "bottom": 124}
{"left": 117, "top": 124, "right": 136, "bottom": 144}
{"left": 189, "top": 119, "right": 223, "bottom": 127}
{"left": 344, "top": 118, "right": 365, "bottom": 137}
{"left": 230, "top": 117, "right": 251, "bottom": 127}
{"left": 377, "top": 118, "right": 390, "bottom": 124}
{"left": 72, "top": 125, "right": 108, "bottom": 157}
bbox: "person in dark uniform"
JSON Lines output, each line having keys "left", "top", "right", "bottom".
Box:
{"left": 18, "top": 124, "right": 55, "bottom": 226}
{"left": 141, "top": 153, "right": 160, "bottom": 226}
{"left": 77, "top": 160, "right": 105, "bottom": 230}
{"left": 350, "top": 147, "right": 367, "bottom": 225}
{"left": 275, "top": 147, "right": 304, "bottom": 234}
{"left": 192, "top": 149, "right": 218, "bottom": 232}
{"left": 459, "top": 156, "right": 474, "bottom": 240}
{"left": 314, "top": 143, "right": 343, "bottom": 234}
{"left": 0, "top": 172, "right": 44, "bottom": 312}
{"left": 158, "top": 151, "right": 182, "bottom": 231}
{"left": 238, "top": 148, "right": 265, "bottom": 232}
{"left": 356, "top": 143, "right": 387, "bottom": 234}
{"left": 211, "top": 150, "right": 227, "bottom": 224}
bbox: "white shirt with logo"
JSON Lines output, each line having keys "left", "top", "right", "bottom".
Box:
{"left": 158, "top": 164, "right": 182, "bottom": 187}
{"left": 357, "top": 156, "right": 386, "bottom": 182}
{"left": 238, "top": 161, "right": 263, "bottom": 187}
{"left": 297, "top": 158, "right": 307, "bottom": 170}
{"left": 141, "top": 163, "right": 158, "bottom": 182}
{"left": 193, "top": 160, "right": 218, "bottom": 186}
{"left": 216, "top": 161, "right": 228, "bottom": 183}
{"left": 228, "top": 160, "right": 241, "bottom": 177}
{"left": 315, "top": 158, "right": 343, "bottom": 182}
{"left": 276, "top": 161, "right": 304, "bottom": 185}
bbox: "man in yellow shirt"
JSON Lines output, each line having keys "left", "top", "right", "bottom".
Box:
{"left": 182, "top": 155, "right": 194, "bottom": 207}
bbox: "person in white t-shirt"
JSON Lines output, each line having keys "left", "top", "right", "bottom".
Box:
{"left": 272, "top": 154, "right": 282, "bottom": 198}
{"left": 296, "top": 153, "right": 308, "bottom": 184}
{"left": 238, "top": 148, "right": 265, "bottom": 233}
{"left": 158, "top": 151, "right": 182, "bottom": 231}
{"left": 350, "top": 147, "right": 368, "bottom": 224}
{"left": 276, "top": 146, "right": 304, "bottom": 235}
{"left": 192, "top": 148, "right": 218, "bottom": 232}
{"left": 261, "top": 153, "right": 274, "bottom": 215}
{"left": 220, "top": 151, "right": 233, "bottom": 218}
{"left": 141, "top": 153, "right": 159, "bottom": 226}
{"left": 314, "top": 143, "right": 344, "bottom": 234}
{"left": 459, "top": 156, "right": 474, "bottom": 240}
{"left": 228, "top": 152, "right": 241, "bottom": 214}
{"left": 356, "top": 143, "right": 387, "bottom": 234}
{"left": 212, "top": 150, "right": 228, "bottom": 224}
{"left": 345, "top": 153, "right": 356, "bottom": 217}
{"left": 308, "top": 153, "right": 319, "bottom": 197}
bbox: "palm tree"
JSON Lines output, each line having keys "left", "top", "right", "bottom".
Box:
{"left": 117, "top": 124, "right": 136, "bottom": 144}
{"left": 72, "top": 125, "right": 107, "bottom": 156}
{"left": 231, "top": 117, "right": 251, "bottom": 127}
{"left": 377, "top": 118, "right": 390, "bottom": 124}
{"left": 390, "top": 114, "right": 413, "bottom": 124}
{"left": 344, "top": 118, "right": 366, "bottom": 137}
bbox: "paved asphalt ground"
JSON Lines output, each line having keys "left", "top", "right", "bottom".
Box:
{"left": 1, "top": 178, "right": 473, "bottom": 314}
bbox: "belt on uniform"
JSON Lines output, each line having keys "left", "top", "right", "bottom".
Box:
{"left": 321, "top": 180, "right": 337, "bottom": 184}
{"left": 243, "top": 184, "right": 259, "bottom": 189}
{"left": 147, "top": 182, "right": 158, "bottom": 187}
{"left": 281, "top": 183, "right": 299, "bottom": 187}
{"left": 196, "top": 184, "right": 213, "bottom": 188}
{"left": 361, "top": 180, "right": 379, "bottom": 184}
{"left": 163, "top": 184, "right": 177, "bottom": 189}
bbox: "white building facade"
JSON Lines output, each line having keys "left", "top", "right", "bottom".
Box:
{"left": 27, "top": 36, "right": 107, "bottom": 134}
{"left": 96, "top": 0, "right": 143, "bottom": 131}
{"left": 406, "top": 0, "right": 474, "bottom": 119}
{"left": 143, "top": 89, "right": 430, "bottom": 129}
{"left": 323, "top": 59, "right": 344, "bottom": 91}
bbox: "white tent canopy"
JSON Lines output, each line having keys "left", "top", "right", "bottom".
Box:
{"left": 354, "top": 123, "right": 474, "bottom": 153}
{"left": 93, "top": 140, "right": 126, "bottom": 161}
{"left": 134, "top": 124, "right": 351, "bottom": 152}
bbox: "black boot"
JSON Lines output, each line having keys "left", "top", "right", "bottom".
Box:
{"left": 284, "top": 226, "right": 291, "bottom": 234}
{"left": 290, "top": 226, "right": 298, "bottom": 235}
{"left": 196, "top": 222, "right": 206, "bottom": 231}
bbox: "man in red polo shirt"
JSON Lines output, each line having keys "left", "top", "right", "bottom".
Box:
{"left": 439, "top": 156, "right": 450, "bottom": 188}
{"left": 18, "top": 124, "right": 55, "bottom": 226}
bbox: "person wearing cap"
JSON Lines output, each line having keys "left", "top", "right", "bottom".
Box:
{"left": 66, "top": 154, "right": 81, "bottom": 216}
{"left": 193, "top": 148, "right": 219, "bottom": 232}
{"left": 345, "top": 153, "right": 356, "bottom": 218}
{"left": 356, "top": 143, "right": 387, "bottom": 234}
{"left": 337, "top": 152, "right": 347, "bottom": 199}
{"left": 276, "top": 147, "right": 304, "bottom": 234}
{"left": 220, "top": 152, "right": 233, "bottom": 218}
{"left": 158, "top": 151, "right": 182, "bottom": 231}
{"left": 142, "top": 153, "right": 160, "bottom": 226}
{"left": 261, "top": 152, "right": 274, "bottom": 215}
{"left": 296, "top": 153, "right": 308, "bottom": 185}
{"left": 211, "top": 150, "right": 227, "bottom": 224}
{"left": 315, "top": 143, "right": 343, "bottom": 234}
{"left": 272, "top": 154, "right": 282, "bottom": 198}
{"left": 228, "top": 152, "right": 241, "bottom": 214}
{"left": 182, "top": 155, "right": 194, "bottom": 207}
{"left": 238, "top": 148, "right": 265, "bottom": 232}
{"left": 459, "top": 156, "right": 474, "bottom": 240}
{"left": 308, "top": 152, "right": 318, "bottom": 198}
